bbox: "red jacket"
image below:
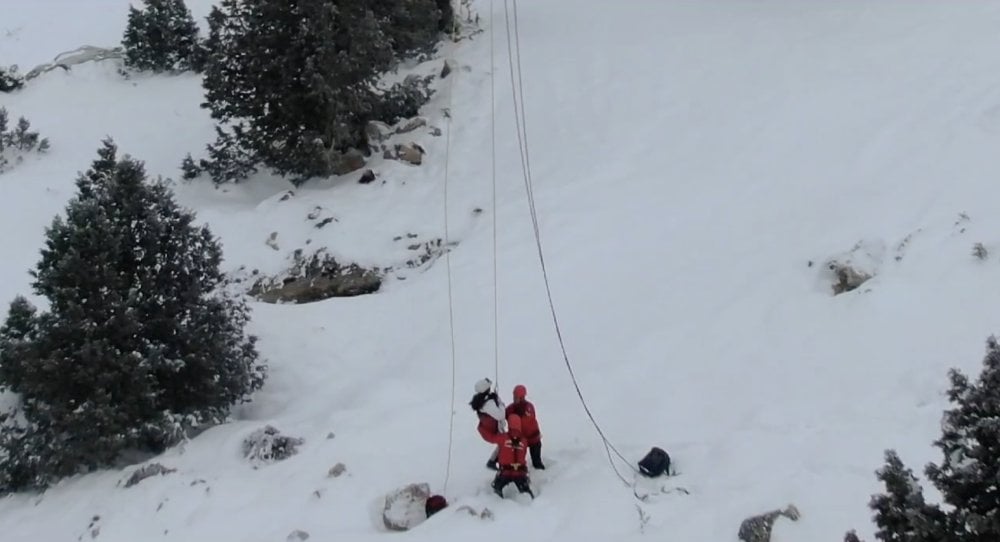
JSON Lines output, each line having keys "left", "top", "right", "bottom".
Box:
{"left": 505, "top": 400, "right": 541, "bottom": 445}
{"left": 473, "top": 393, "right": 507, "bottom": 445}
{"left": 477, "top": 412, "right": 505, "bottom": 444}
{"left": 496, "top": 435, "right": 529, "bottom": 477}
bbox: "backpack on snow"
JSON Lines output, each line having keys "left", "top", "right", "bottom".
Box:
{"left": 637, "top": 446, "right": 671, "bottom": 477}
{"left": 425, "top": 495, "right": 448, "bottom": 518}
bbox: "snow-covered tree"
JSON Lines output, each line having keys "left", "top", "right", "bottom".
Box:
{"left": 867, "top": 450, "right": 947, "bottom": 542}
{"left": 199, "top": 0, "right": 444, "bottom": 184}
{"left": 0, "top": 108, "right": 49, "bottom": 174}
{"left": 122, "top": 0, "right": 205, "bottom": 73}
{"left": 0, "top": 65, "right": 24, "bottom": 92}
{"left": 0, "top": 139, "right": 265, "bottom": 492}
{"left": 924, "top": 337, "right": 1000, "bottom": 540}
{"left": 851, "top": 336, "right": 1000, "bottom": 541}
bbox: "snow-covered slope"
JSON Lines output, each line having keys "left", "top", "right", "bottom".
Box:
{"left": 5, "top": 1, "right": 1000, "bottom": 540}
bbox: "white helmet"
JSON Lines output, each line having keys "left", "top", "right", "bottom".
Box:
{"left": 474, "top": 378, "right": 492, "bottom": 394}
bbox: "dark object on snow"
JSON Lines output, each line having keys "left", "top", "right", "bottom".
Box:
{"left": 358, "top": 169, "right": 376, "bottom": 184}
{"left": 638, "top": 447, "right": 671, "bottom": 477}
{"left": 738, "top": 504, "right": 800, "bottom": 542}
{"left": 425, "top": 494, "right": 447, "bottom": 517}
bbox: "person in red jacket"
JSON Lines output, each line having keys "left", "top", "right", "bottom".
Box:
{"left": 491, "top": 415, "right": 534, "bottom": 499}
{"left": 469, "top": 378, "right": 506, "bottom": 470}
{"left": 505, "top": 384, "right": 544, "bottom": 469}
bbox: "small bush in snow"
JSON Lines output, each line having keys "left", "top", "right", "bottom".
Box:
{"left": 972, "top": 242, "right": 988, "bottom": 261}
{"left": 848, "top": 336, "right": 1000, "bottom": 541}
{"left": 122, "top": 0, "right": 205, "bottom": 73}
{"left": 0, "top": 108, "right": 49, "bottom": 174}
{"left": 0, "top": 66, "right": 24, "bottom": 93}
{"left": 242, "top": 426, "right": 303, "bottom": 466}
{"left": 0, "top": 139, "right": 265, "bottom": 493}
{"left": 179, "top": 153, "right": 201, "bottom": 180}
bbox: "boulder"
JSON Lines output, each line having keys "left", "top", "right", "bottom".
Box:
{"left": 396, "top": 143, "right": 424, "bottom": 165}
{"left": 382, "top": 483, "right": 431, "bottom": 532}
{"left": 123, "top": 463, "right": 176, "bottom": 488}
{"left": 365, "top": 120, "right": 393, "bottom": 143}
{"left": 738, "top": 504, "right": 800, "bottom": 542}
{"left": 395, "top": 117, "right": 427, "bottom": 134}
{"left": 249, "top": 250, "right": 382, "bottom": 303}
{"left": 332, "top": 148, "right": 366, "bottom": 175}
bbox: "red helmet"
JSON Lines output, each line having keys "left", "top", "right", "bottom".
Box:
{"left": 513, "top": 384, "right": 527, "bottom": 400}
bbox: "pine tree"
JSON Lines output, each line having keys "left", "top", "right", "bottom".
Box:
{"left": 0, "top": 108, "right": 48, "bottom": 174}
{"left": 867, "top": 450, "right": 948, "bottom": 542}
{"left": 200, "top": 0, "right": 444, "bottom": 183}
{"left": 851, "top": 336, "right": 1000, "bottom": 541}
{"left": 373, "top": 0, "right": 450, "bottom": 59}
{"left": 924, "top": 337, "right": 1000, "bottom": 541}
{"left": 0, "top": 139, "right": 265, "bottom": 492}
{"left": 122, "top": 0, "right": 205, "bottom": 73}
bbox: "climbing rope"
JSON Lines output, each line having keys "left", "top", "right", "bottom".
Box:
{"left": 441, "top": 13, "right": 460, "bottom": 494}
{"left": 491, "top": 0, "right": 501, "bottom": 389}
{"left": 502, "top": 0, "right": 640, "bottom": 487}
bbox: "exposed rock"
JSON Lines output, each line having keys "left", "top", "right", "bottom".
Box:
{"left": 242, "top": 425, "right": 304, "bottom": 467}
{"left": 821, "top": 239, "right": 883, "bottom": 295}
{"left": 279, "top": 190, "right": 294, "bottom": 202}
{"left": 829, "top": 262, "right": 871, "bottom": 295}
{"left": 396, "top": 143, "right": 424, "bottom": 165}
{"left": 440, "top": 60, "right": 452, "bottom": 79}
{"left": 333, "top": 148, "right": 366, "bottom": 175}
{"left": 123, "top": 463, "right": 176, "bottom": 488}
{"left": 738, "top": 504, "right": 800, "bottom": 542}
{"left": 365, "top": 120, "right": 393, "bottom": 144}
{"left": 249, "top": 250, "right": 382, "bottom": 303}
{"left": 396, "top": 117, "right": 427, "bottom": 134}
{"left": 382, "top": 483, "right": 432, "bottom": 531}
{"left": 315, "top": 217, "right": 336, "bottom": 229}
{"left": 358, "top": 169, "right": 376, "bottom": 184}
{"left": 328, "top": 463, "right": 346, "bottom": 478}
{"left": 429, "top": 126, "right": 442, "bottom": 137}
{"left": 456, "top": 505, "right": 494, "bottom": 520}
{"left": 266, "top": 232, "right": 279, "bottom": 251}
{"left": 383, "top": 149, "right": 394, "bottom": 160}
{"left": 307, "top": 206, "right": 323, "bottom": 220}
{"left": 287, "top": 530, "right": 310, "bottom": 542}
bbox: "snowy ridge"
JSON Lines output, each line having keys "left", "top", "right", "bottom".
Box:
{"left": 5, "top": 1, "right": 1000, "bottom": 541}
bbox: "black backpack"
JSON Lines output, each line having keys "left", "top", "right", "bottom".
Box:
{"left": 638, "top": 447, "right": 671, "bottom": 477}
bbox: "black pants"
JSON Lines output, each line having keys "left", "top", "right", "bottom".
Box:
{"left": 492, "top": 473, "right": 534, "bottom": 498}
{"left": 529, "top": 442, "right": 543, "bottom": 468}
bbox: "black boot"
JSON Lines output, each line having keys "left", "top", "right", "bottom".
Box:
{"left": 492, "top": 476, "right": 507, "bottom": 498}
{"left": 486, "top": 459, "right": 498, "bottom": 470}
{"left": 515, "top": 478, "right": 535, "bottom": 499}
{"left": 530, "top": 442, "right": 545, "bottom": 469}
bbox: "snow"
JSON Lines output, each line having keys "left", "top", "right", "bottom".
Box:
{"left": 4, "top": 0, "right": 1000, "bottom": 540}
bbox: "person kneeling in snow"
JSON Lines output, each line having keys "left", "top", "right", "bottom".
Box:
{"left": 470, "top": 378, "right": 506, "bottom": 470}
{"left": 505, "top": 384, "right": 544, "bottom": 469}
{"left": 492, "top": 415, "right": 534, "bottom": 499}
